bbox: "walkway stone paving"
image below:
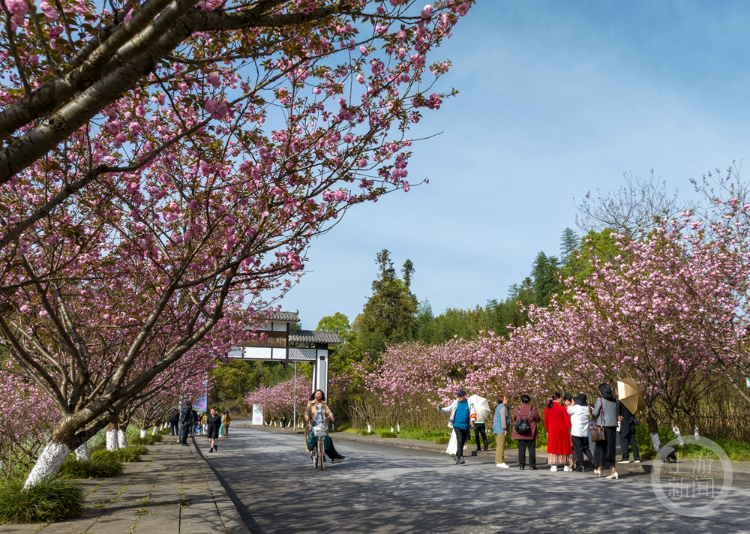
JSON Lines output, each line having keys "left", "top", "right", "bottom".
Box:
{"left": 0, "top": 437, "right": 250, "bottom": 534}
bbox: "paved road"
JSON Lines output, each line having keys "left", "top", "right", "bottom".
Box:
{"left": 199, "top": 428, "right": 750, "bottom": 534}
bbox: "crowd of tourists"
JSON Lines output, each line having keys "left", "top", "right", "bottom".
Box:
{"left": 438, "top": 383, "right": 639, "bottom": 479}
{"left": 169, "top": 403, "right": 233, "bottom": 453}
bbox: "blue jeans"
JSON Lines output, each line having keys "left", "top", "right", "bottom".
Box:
{"left": 170, "top": 421, "right": 178, "bottom": 436}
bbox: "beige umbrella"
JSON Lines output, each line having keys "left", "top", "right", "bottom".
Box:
{"left": 617, "top": 378, "right": 646, "bottom": 414}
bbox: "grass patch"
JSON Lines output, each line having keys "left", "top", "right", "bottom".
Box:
{"left": 434, "top": 436, "right": 450, "bottom": 445}
{"left": 0, "top": 477, "right": 83, "bottom": 524}
{"left": 91, "top": 446, "right": 147, "bottom": 464}
{"left": 130, "top": 435, "right": 162, "bottom": 446}
{"left": 59, "top": 454, "right": 123, "bottom": 479}
{"left": 379, "top": 431, "right": 397, "bottom": 438}
{"left": 358, "top": 430, "right": 376, "bottom": 436}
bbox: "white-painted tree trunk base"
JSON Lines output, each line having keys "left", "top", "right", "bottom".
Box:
{"left": 24, "top": 442, "right": 71, "bottom": 489}
{"left": 140, "top": 429, "right": 147, "bottom": 438}
{"left": 367, "top": 424, "right": 372, "bottom": 433}
{"left": 650, "top": 432, "right": 661, "bottom": 452}
{"left": 152, "top": 426, "right": 158, "bottom": 436}
{"left": 390, "top": 427, "right": 394, "bottom": 433}
{"left": 672, "top": 426, "right": 684, "bottom": 446}
{"left": 118, "top": 429, "right": 128, "bottom": 449}
{"left": 106, "top": 429, "right": 119, "bottom": 451}
{"left": 694, "top": 426, "right": 700, "bottom": 439}
{"left": 75, "top": 442, "right": 90, "bottom": 461}
{"left": 396, "top": 423, "right": 400, "bottom": 433}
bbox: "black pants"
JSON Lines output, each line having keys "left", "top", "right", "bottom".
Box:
{"left": 620, "top": 423, "right": 640, "bottom": 461}
{"left": 594, "top": 427, "right": 618, "bottom": 468}
{"left": 572, "top": 435, "right": 594, "bottom": 466}
{"left": 180, "top": 423, "right": 190, "bottom": 445}
{"left": 170, "top": 421, "right": 178, "bottom": 436}
{"left": 454, "top": 427, "right": 470, "bottom": 460}
{"left": 474, "top": 425, "right": 488, "bottom": 450}
{"left": 517, "top": 439, "right": 536, "bottom": 467}
{"left": 325, "top": 439, "right": 343, "bottom": 460}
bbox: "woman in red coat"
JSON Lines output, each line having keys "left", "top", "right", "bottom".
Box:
{"left": 544, "top": 392, "right": 572, "bottom": 472}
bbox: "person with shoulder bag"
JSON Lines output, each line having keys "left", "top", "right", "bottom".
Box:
{"left": 511, "top": 394, "right": 541, "bottom": 470}
{"left": 590, "top": 383, "right": 620, "bottom": 479}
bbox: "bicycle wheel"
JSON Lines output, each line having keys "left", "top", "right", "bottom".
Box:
{"left": 318, "top": 438, "right": 325, "bottom": 471}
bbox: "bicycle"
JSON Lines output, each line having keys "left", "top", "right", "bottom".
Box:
{"left": 309, "top": 416, "right": 331, "bottom": 471}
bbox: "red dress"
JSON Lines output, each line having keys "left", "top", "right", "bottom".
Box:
{"left": 544, "top": 403, "right": 572, "bottom": 462}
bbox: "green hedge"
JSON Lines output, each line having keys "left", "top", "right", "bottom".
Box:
{"left": 91, "top": 446, "right": 146, "bottom": 463}
{"left": 59, "top": 455, "right": 123, "bottom": 479}
{"left": 0, "top": 477, "right": 83, "bottom": 524}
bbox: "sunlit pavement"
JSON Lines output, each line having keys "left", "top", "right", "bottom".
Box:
{"left": 198, "top": 427, "right": 750, "bottom": 534}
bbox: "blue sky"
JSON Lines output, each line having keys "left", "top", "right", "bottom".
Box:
{"left": 285, "top": 0, "right": 750, "bottom": 329}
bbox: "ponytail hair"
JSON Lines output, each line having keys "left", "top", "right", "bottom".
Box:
{"left": 547, "top": 392, "right": 561, "bottom": 410}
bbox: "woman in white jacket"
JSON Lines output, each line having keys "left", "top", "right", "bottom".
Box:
{"left": 437, "top": 389, "right": 477, "bottom": 465}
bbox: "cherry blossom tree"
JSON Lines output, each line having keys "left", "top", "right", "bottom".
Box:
{"left": 0, "top": 0, "right": 473, "bottom": 487}
{"left": 0, "top": 367, "right": 60, "bottom": 476}
{"left": 244, "top": 376, "right": 310, "bottom": 424}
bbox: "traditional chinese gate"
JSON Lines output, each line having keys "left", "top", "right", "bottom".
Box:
{"left": 225, "top": 311, "right": 340, "bottom": 398}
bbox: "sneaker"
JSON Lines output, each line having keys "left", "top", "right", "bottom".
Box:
{"left": 454, "top": 457, "right": 460, "bottom": 464}
{"left": 181, "top": 444, "right": 189, "bottom": 447}
{"left": 459, "top": 457, "right": 466, "bottom": 464}
{"left": 519, "top": 465, "right": 525, "bottom": 470}
{"left": 209, "top": 449, "right": 214, "bottom": 453}
{"left": 563, "top": 466, "right": 572, "bottom": 472}
{"left": 633, "top": 459, "right": 641, "bottom": 463}
{"left": 496, "top": 463, "right": 509, "bottom": 469}
{"left": 530, "top": 466, "right": 538, "bottom": 470}
{"left": 550, "top": 465, "right": 557, "bottom": 472}
{"left": 617, "top": 460, "right": 631, "bottom": 464}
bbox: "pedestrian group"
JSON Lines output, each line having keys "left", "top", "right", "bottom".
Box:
{"left": 438, "top": 382, "right": 640, "bottom": 478}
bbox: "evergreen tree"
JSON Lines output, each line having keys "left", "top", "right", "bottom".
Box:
{"left": 560, "top": 227, "right": 579, "bottom": 264}
{"left": 353, "top": 250, "right": 418, "bottom": 357}
{"left": 531, "top": 252, "right": 561, "bottom": 306}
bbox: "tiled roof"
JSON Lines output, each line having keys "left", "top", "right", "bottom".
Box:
{"left": 288, "top": 330, "right": 341, "bottom": 344}
{"left": 272, "top": 311, "right": 300, "bottom": 322}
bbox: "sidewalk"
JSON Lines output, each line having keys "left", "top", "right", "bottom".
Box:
{"left": 0, "top": 437, "right": 249, "bottom": 534}
{"left": 242, "top": 423, "right": 750, "bottom": 481}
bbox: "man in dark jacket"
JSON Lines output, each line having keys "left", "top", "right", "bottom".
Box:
{"left": 168, "top": 409, "right": 180, "bottom": 436}
{"left": 179, "top": 402, "right": 193, "bottom": 446}
{"left": 617, "top": 401, "right": 640, "bottom": 463}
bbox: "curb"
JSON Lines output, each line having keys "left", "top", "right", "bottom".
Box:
{"left": 189, "top": 436, "right": 254, "bottom": 534}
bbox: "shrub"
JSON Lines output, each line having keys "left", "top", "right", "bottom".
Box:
{"left": 0, "top": 477, "right": 83, "bottom": 524}
{"left": 434, "top": 436, "right": 450, "bottom": 444}
{"left": 59, "top": 455, "right": 123, "bottom": 479}
{"left": 92, "top": 446, "right": 146, "bottom": 463}
{"left": 379, "top": 432, "right": 397, "bottom": 438}
{"left": 129, "top": 436, "right": 150, "bottom": 445}
{"left": 358, "top": 430, "right": 375, "bottom": 436}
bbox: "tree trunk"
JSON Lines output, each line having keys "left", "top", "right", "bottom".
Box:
{"left": 152, "top": 426, "right": 158, "bottom": 436}
{"left": 23, "top": 442, "right": 71, "bottom": 489}
{"left": 140, "top": 429, "right": 148, "bottom": 438}
{"left": 118, "top": 429, "right": 128, "bottom": 449}
{"left": 75, "top": 442, "right": 90, "bottom": 461}
{"left": 106, "top": 422, "right": 119, "bottom": 451}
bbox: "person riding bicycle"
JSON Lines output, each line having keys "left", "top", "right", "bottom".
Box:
{"left": 304, "top": 389, "right": 345, "bottom": 462}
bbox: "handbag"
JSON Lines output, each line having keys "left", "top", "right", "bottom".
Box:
{"left": 513, "top": 406, "right": 533, "bottom": 435}
{"left": 590, "top": 398, "right": 606, "bottom": 442}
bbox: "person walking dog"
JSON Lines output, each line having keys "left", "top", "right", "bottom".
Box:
{"left": 493, "top": 395, "right": 510, "bottom": 469}
{"left": 438, "top": 389, "right": 477, "bottom": 465}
